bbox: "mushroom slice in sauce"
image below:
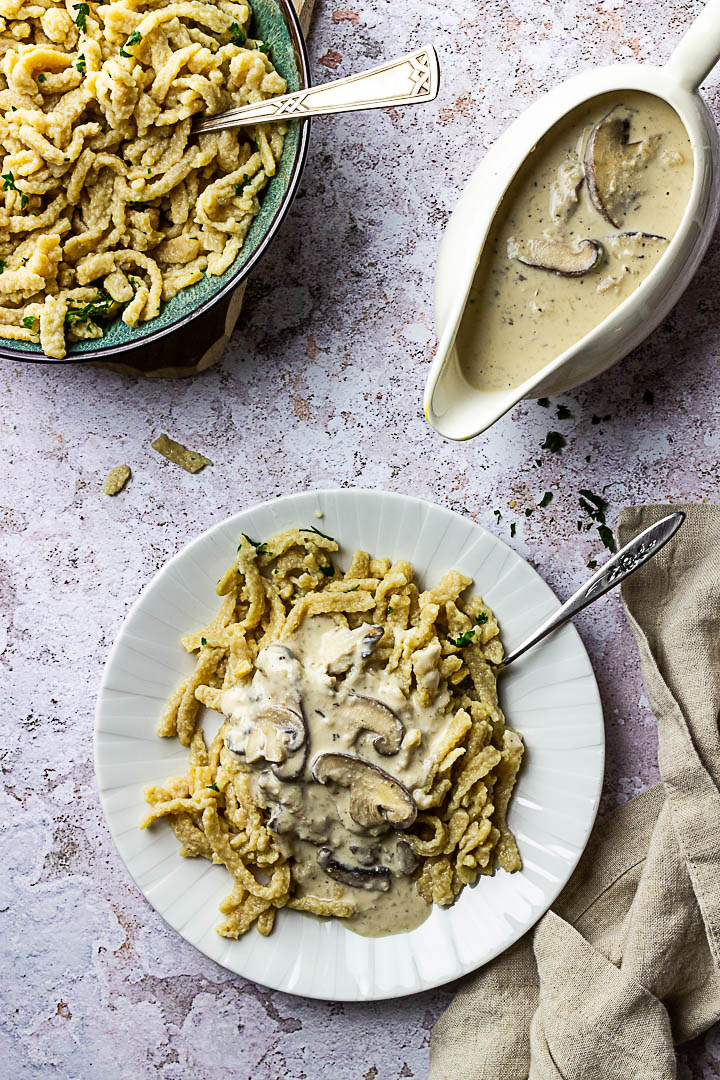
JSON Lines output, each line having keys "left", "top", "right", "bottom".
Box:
{"left": 345, "top": 694, "right": 404, "bottom": 756}
{"left": 311, "top": 752, "right": 417, "bottom": 830}
{"left": 584, "top": 110, "right": 660, "bottom": 227}
{"left": 317, "top": 846, "right": 391, "bottom": 892}
{"left": 396, "top": 840, "right": 418, "bottom": 875}
{"left": 326, "top": 624, "right": 384, "bottom": 676}
{"left": 507, "top": 236, "right": 603, "bottom": 276}
{"left": 225, "top": 704, "right": 307, "bottom": 780}
{"left": 549, "top": 151, "right": 585, "bottom": 223}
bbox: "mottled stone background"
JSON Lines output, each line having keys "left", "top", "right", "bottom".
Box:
{"left": 2, "top": 0, "right": 720, "bottom": 1076}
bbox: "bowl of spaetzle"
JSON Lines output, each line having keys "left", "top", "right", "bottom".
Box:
{"left": 0, "top": 0, "right": 309, "bottom": 366}
{"left": 95, "top": 488, "right": 605, "bottom": 1000}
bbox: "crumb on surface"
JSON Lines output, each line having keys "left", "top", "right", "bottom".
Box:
{"left": 151, "top": 433, "right": 212, "bottom": 473}
{"left": 103, "top": 464, "right": 131, "bottom": 495}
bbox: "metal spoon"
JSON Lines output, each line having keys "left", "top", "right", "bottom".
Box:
{"left": 193, "top": 44, "right": 439, "bottom": 135}
{"left": 501, "top": 511, "right": 685, "bottom": 668}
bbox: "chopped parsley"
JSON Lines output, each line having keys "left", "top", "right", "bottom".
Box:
{"left": 319, "top": 564, "right": 334, "bottom": 577}
{"left": 76, "top": 55, "right": 86, "bottom": 74}
{"left": 229, "top": 21, "right": 246, "bottom": 45}
{"left": 74, "top": 2, "right": 89, "bottom": 32}
{"left": 597, "top": 524, "right": 617, "bottom": 553}
{"left": 643, "top": 389, "right": 654, "bottom": 405}
{"left": 387, "top": 606, "right": 394, "bottom": 614}
{"left": 475, "top": 612, "right": 488, "bottom": 625}
{"left": 241, "top": 533, "right": 269, "bottom": 555}
{"left": 447, "top": 629, "right": 476, "bottom": 648}
{"left": 120, "top": 30, "right": 142, "bottom": 56}
{"left": 537, "top": 397, "right": 550, "bottom": 407}
{"left": 525, "top": 507, "right": 533, "bottom": 517}
{"left": 587, "top": 559, "right": 598, "bottom": 570}
{"left": 302, "top": 525, "right": 335, "bottom": 541}
{"left": 2, "top": 172, "right": 16, "bottom": 191}
{"left": 579, "top": 488, "right": 608, "bottom": 522}
{"left": 65, "top": 289, "right": 113, "bottom": 326}
{"left": 234, "top": 173, "right": 249, "bottom": 195}
{"left": 0, "top": 261, "right": 6, "bottom": 274}
{"left": 206, "top": 783, "right": 220, "bottom": 792}
{"left": 22, "top": 316, "right": 36, "bottom": 329}
{"left": 556, "top": 404, "right": 573, "bottom": 420}
{"left": 493, "top": 509, "right": 502, "bottom": 524}
{"left": 538, "top": 491, "right": 553, "bottom": 508}
{"left": 38, "top": 74, "right": 46, "bottom": 83}
{"left": 541, "top": 431, "right": 566, "bottom": 453}
{"left": 510, "top": 522, "right": 516, "bottom": 538}
{"left": 345, "top": 584, "right": 360, "bottom": 593}
{"left": 200, "top": 637, "right": 207, "bottom": 645}
{"left": 258, "top": 41, "right": 270, "bottom": 54}
{"left": 20, "top": 194, "right": 27, "bottom": 209}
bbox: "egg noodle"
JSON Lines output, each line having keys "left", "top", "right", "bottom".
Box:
{"left": 142, "top": 528, "right": 524, "bottom": 938}
{"left": 0, "top": 0, "right": 286, "bottom": 358}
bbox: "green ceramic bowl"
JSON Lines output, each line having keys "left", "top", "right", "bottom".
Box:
{"left": 2, "top": 0, "right": 310, "bottom": 368}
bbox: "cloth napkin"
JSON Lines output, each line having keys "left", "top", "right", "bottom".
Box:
{"left": 430, "top": 504, "right": 720, "bottom": 1080}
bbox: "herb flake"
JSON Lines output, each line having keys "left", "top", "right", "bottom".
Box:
{"left": 447, "top": 629, "right": 476, "bottom": 648}
{"left": 541, "top": 431, "right": 566, "bottom": 453}
{"left": 538, "top": 491, "right": 553, "bottom": 508}
{"left": 74, "top": 2, "right": 89, "bottom": 32}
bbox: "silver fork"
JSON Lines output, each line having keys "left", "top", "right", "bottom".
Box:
{"left": 193, "top": 44, "right": 439, "bottom": 134}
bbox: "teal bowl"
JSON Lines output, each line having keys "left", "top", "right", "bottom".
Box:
{"left": 2, "top": 0, "right": 310, "bottom": 369}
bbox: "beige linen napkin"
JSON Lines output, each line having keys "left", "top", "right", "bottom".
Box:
{"left": 430, "top": 503, "right": 720, "bottom": 1080}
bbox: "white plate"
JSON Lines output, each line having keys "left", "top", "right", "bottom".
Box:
{"left": 94, "top": 489, "right": 604, "bottom": 1001}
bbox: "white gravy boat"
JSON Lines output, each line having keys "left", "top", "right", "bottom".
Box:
{"left": 425, "top": 1, "right": 720, "bottom": 441}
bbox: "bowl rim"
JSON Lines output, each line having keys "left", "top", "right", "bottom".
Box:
{"left": 2, "top": 0, "right": 311, "bottom": 366}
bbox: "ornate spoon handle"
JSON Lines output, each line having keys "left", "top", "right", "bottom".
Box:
{"left": 194, "top": 44, "right": 439, "bottom": 134}
{"left": 501, "top": 511, "right": 685, "bottom": 668}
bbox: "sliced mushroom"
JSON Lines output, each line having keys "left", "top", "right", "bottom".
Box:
{"left": 396, "top": 840, "right": 418, "bottom": 875}
{"left": 312, "top": 752, "right": 417, "bottom": 830}
{"left": 345, "top": 694, "right": 404, "bottom": 755}
{"left": 326, "top": 624, "right": 384, "bottom": 676}
{"left": 507, "top": 236, "right": 602, "bottom": 276}
{"left": 317, "top": 847, "right": 391, "bottom": 892}
{"left": 584, "top": 109, "right": 660, "bottom": 227}
{"left": 225, "top": 703, "right": 307, "bottom": 780}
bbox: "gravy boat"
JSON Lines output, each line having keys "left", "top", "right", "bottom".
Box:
{"left": 425, "top": 0, "right": 720, "bottom": 441}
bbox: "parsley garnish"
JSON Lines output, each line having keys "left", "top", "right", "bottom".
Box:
{"left": 241, "top": 533, "right": 269, "bottom": 555}
{"left": 2, "top": 172, "right": 16, "bottom": 191}
{"left": 76, "top": 55, "right": 86, "bottom": 74}
{"left": 587, "top": 559, "right": 598, "bottom": 570}
{"left": 65, "top": 290, "right": 113, "bottom": 326}
{"left": 302, "top": 525, "right": 335, "bottom": 541}
{"left": 643, "top": 389, "right": 654, "bottom": 405}
{"left": 493, "top": 509, "right": 502, "bottom": 524}
{"left": 510, "top": 522, "right": 516, "bottom": 538}
{"left": 475, "top": 612, "right": 488, "bottom": 625}
{"left": 22, "top": 316, "right": 36, "bottom": 329}
{"left": 597, "top": 524, "right": 616, "bottom": 553}
{"left": 258, "top": 42, "right": 270, "bottom": 54}
{"left": 537, "top": 397, "right": 549, "bottom": 407}
{"left": 206, "top": 783, "right": 220, "bottom": 792}
{"left": 542, "top": 431, "right": 565, "bottom": 453}
{"left": 556, "top": 404, "right": 573, "bottom": 419}
{"left": 38, "top": 74, "right": 46, "bottom": 83}
{"left": 0, "top": 261, "right": 6, "bottom": 273}
{"left": 579, "top": 489, "right": 608, "bottom": 522}
{"left": 234, "top": 173, "right": 250, "bottom": 194}
{"left": 448, "top": 629, "right": 476, "bottom": 648}
{"left": 120, "top": 30, "right": 142, "bottom": 56}
{"left": 387, "top": 606, "right": 393, "bottom": 614}
{"left": 538, "top": 491, "right": 553, "bottom": 508}
{"left": 74, "top": 2, "right": 89, "bottom": 32}
{"left": 229, "top": 21, "right": 246, "bottom": 45}
{"left": 20, "top": 194, "right": 27, "bottom": 209}
{"left": 345, "top": 584, "right": 360, "bottom": 593}
{"left": 200, "top": 637, "right": 207, "bottom": 645}
{"left": 320, "top": 564, "right": 334, "bottom": 577}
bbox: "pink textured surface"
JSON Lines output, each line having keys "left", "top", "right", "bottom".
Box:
{"left": 1, "top": 0, "right": 719, "bottom": 1076}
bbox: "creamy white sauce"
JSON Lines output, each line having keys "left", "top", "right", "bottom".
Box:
{"left": 221, "top": 617, "right": 459, "bottom": 936}
{"left": 458, "top": 91, "right": 694, "bottom": 391}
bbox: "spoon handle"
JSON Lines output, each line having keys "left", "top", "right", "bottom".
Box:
{"left": 501, "top": 511, "right": 685, "bottom": 668}
{"left": 194, "top": 44, "right": 439, "bottom": 134}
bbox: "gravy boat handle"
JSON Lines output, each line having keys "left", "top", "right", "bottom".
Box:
{"left": 665, "top": 0, "right": 720, "bottom": 91}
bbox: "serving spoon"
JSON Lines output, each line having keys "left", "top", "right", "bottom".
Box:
{"left": 193, "top": 44, "right": 439, "bottom": 134}
{"left": 501, "top": 511, "right": 684, "bottom": 668}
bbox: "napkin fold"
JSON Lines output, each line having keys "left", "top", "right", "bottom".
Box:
{"left": 430, "top": 504, "right": 720, "bottom": 1080}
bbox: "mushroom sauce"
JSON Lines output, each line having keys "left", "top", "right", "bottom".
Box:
{"left": 222, "top": 616, "right": 465, "bottom": 936}
{"left": 458, "top": 91, "right": 693, "bottom": 391}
